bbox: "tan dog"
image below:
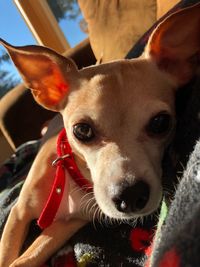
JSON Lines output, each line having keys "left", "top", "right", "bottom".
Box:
{"left": 0, "top": 4, "right": 200, "bottom": 267}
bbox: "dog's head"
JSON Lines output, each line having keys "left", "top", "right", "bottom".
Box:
{"left": 1, "top": 4, "right": 199, "bottom": 219}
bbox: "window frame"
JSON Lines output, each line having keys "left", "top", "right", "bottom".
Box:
{"left": 14, "top": 0, "right": 70, "bottom": 54}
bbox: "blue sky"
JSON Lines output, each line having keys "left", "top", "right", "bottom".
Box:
{"left": 0, "top": 1, "right": 87, "bottom": 81}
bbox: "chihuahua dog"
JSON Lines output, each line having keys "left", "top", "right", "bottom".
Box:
{"left": 0, "top": 4, "right": 200, "bottom": 267}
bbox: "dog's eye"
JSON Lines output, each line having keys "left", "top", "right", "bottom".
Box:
{"left": 147, "top": 112, "right": 172, "bottom": 136}
{"left": 73, "top": 123, "right": 95, "bottom": 142}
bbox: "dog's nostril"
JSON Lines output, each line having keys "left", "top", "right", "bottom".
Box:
{"left": 114, "top": 199, "right": 128, "bottom": 213}
{"left": 135, "top": 195, "right": 149, "bottom": 210}
{"left": 113, "top": 181, "right": 150, "bottom": 213}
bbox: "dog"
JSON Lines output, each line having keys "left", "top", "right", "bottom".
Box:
{"left": 0, "top": 4, "right": 199, "bottom": 267}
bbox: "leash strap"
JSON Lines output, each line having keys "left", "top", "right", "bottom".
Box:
{"left": 37, "top": 128, "right": 92, "bottom": 229}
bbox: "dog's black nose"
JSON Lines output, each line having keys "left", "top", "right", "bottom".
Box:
{"left": 112, "top": 181, "right": 150, "bottom": 213}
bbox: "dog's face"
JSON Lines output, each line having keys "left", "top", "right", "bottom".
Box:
{"left": 62, "top": 59, "right": 176, "bottom": 218}
{"left": 1, "top": 3, "right": 199, "bottom": 219}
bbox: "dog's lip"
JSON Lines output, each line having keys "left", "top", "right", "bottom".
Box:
{"left": 112, "top": 198, "right": 161, "bottom": 218}
{"left": 95, "top": 199, "right": 162, "bottom": 221}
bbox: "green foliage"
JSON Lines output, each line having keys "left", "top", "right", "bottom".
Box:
{"left": 47, "top": 0, "right": 80, "bottom": 22}
{"left": 0, "top": 51, "right": 9, "bottom": 64}
{"left": 0, "top": 0, "right": 82, "bottom": 98}
{"left": 0, "top": 50, "right": 19, "bottom": 98}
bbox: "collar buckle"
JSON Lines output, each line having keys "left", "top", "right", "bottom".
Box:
{"left": 52, "top": 154, "right": 70, "bottom": 167}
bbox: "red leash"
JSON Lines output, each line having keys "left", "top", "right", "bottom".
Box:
{"left": 37, "top": 128, "right": 93, "bottom": 229}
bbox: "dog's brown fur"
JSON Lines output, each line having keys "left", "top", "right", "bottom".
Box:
{"left": 0, "top": 4, "right": 200, "bottom": 267}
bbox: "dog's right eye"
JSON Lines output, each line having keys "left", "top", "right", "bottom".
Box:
{"left": 73, "top": 123, "right": 95, "bottom": 142}
{"left": 146, "top": 112, "right": 172, "bottom": 137}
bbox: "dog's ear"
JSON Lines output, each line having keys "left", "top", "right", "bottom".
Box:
{"left": 0, "top": 39, "right": 78, "bottom": 111}
{"left": 145, "top": 3, "right": 200, "bottom": 86}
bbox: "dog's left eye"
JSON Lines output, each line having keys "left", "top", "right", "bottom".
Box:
{"left": 147, "top": 112, "right": 172, "bottom": 137}
{"left": 73, "top": 123, "right": 95, "bottom": 142}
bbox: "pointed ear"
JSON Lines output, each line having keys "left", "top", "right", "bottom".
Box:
{"left": 0, "top": 39, "right": 79, "bottom": 111}
{"left": 145, "top": 3, "right": 200, "bottom": 86}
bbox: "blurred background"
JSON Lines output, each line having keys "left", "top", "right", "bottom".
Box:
{"left": 0, "top": 0, "right": 87, "bottom": 163}
{"left": 0, "top": 0, "right": 87, "bottom": 98}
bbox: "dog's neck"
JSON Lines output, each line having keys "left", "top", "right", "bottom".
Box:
{"left": 37, "top": 128, "right": 92, "bottom": 229}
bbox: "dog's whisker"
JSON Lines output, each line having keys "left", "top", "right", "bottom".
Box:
{"left": 82, "top": 194, "right": 96, "bottom": 218}
{"left": 79, "top": 195, "right": 90, "bottom": 214}
{"left": 80, "top": 196, "right": 94, "bottom": 217}
{"left": 98, "top": 209, "right": 105, "bottom": 227}
{"left": 69, "top": 185, "right": 84, "bottom": 196}
{"left": 90, "top": 202, "right": 99, "bottom": 218}
{"left": 105, "top": 214, "right": 112, "bottom": 227}
{"left": 97, "top": 209, "right": 105, "bottom": 227}
{"left": 80, "top": 191, "right": 94, "bottom": 204}
{"left": 91, "top": 204, "right": 101, "bottom": 229}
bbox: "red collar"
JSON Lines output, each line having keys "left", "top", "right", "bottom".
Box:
{"left": 37, "top": 128, "right": 93, "bottom": 229}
